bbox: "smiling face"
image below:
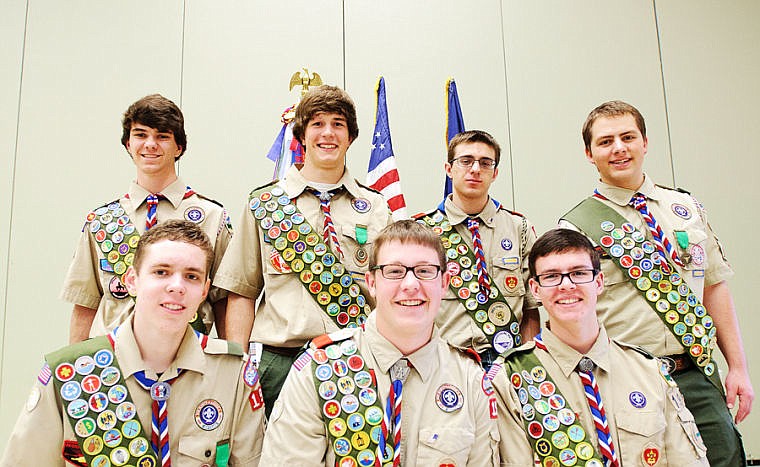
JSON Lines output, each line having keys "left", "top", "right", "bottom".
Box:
{"left": 529, "top": 249, "right": 603, "bottom": 332}
{"left": 126, "top": 123, "right": 181, "bottom": 180}
{"left": 300, "top": 112, "right": 352, "bottom": 174}
{"left": 366, "top": 240, "right": 449, "bottom": 346}
{"left": 124, "top": 239, "right": 210, "bottom": 329}
{"left": 585, "top": 114, "right": 648, "bottom": 190}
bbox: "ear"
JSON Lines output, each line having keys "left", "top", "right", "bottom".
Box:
{"left": 642, "top": 136, "right": 648, "bottom": 155}
{"left": 444, "top": 162, "right": 453, "bottom": 178}
{"left": 365, "top": 270, "right": 377, "bottom": 298}
{"left": 202, "top": 278, "right": 210, "bottom": 301}
{"left": 123, "top": 266, "right": 138, "bottom": 296}
{"left": 594, "top": 271, "right": 604, "bottom": 296}
{"left": 585, "top": 148, "right": 595, "bottom": 164}
{"left": 528, "top": 277, "right": 541, "bottom": 302}
{"left": 492, "top": 166, "right": 499, "bottom": 180}
{"left": 440, "top": 269, "right": 451, "bottom": 294}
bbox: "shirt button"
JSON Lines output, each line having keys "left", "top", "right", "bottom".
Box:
{"left": 205, "top": 449, "right": 212, "bottom": 457}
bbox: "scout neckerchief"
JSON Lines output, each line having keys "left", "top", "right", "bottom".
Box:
{"left": 250, "top": 184, "right": 370, "bottom": 329}
{"left": 562, "top": 196, "right": 722, "bottom": 393}
{"left": 417, "top": 199, "right": 521, "bottom": 354}
{"left": 87, "top": 186, "right": 206, "bottom": 333}
{"left": 46, "top": 335, "right": 158, "bottom": 467}
{"left": 305, "top": 330, "right": 394, "bottom": 466}
{"left": 500, "top": 334, "right": 604, "bottom": 467}
{"left": 627, "top": 192, "right": 684, "bottom": 273}
{"left": 310, "top": 189, "right": 345, "bottom": 260}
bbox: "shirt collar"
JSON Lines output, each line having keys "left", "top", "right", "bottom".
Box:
{"left": 364, "top": 312, "right": 439, "bottom": 383}
{"left": 443, "top": 195, "right": 500, "bottom": 228}
{"left": 595, "top": 173, "right": 659, "bottom": 206}
{"left": 281, "top": 165, "right": 364, "bottom": 199}
{"left": 114, "top": 315, "right": 207, "bottom": 381}
{"left": 539, "top": 325, "right": 611, "bottom": 377}
{"left": 128, "top": 177, "right": 187, "bottom": 210}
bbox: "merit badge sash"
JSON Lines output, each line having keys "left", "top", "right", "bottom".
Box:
{"left": 250, "top": 185, "right": 370, "bottom": 329}
{"left": 86, "top": 199, "right": 206, "bottom": 334}
{"left": 563, "top": 197, "right": 722, "bottom": 392}
{"left": 307, "top": 331, "right": 393, "bottom": 466}
{"left": 46, "top": 336, "right": 158, "bottom": 467}
{"left": 499, "top": 350, "right": 604, "bottom": 466}
{"left": 418, "top": 210, "right": 521, "bottom": 354}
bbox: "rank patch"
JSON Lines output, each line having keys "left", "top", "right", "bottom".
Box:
{"left": 195, "top": 399, "right": 224, "bottom": 430}
{"left": 435, "top": 384, "right": 464, "bottom": 412}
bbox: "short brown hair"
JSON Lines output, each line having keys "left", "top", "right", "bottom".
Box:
{"left": 121, "top": 94, "right": 187, "bottom": 160}
{"left": 528, "top": 229, "right": 600, "bottom": 278}
{"left": 582, "top": 100, "right": 646, "bottom": 151}
{"left": 447, "top": 129, "right": 501, "bottom": 166}
{"left": 292, "top": 85, "right": 359, "bottom": 146}
{"left": 133, "top": 220, "right": 213, "bottom": 276}
{"left": 370, "top": 220, "right": 446, "bottom": 270}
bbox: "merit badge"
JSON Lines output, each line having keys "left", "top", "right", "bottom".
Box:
{"left": 629, "top": 391, "right": 647, "bottom": 408}
{"left": 109, "top": 276, "right": 130, "bottom": 299}
{"left": 75, "top": 356, "right": 96, "bottom": 376}
{"left": 500, "top": 238, "right": 513, "bottom": 250}
{"left": 492, "top": 331, "right": 514, "bottom": 354}
{"left": 643, "top": 443, "right": 660, "bottom": 466}
{"left": 671, "top": 203, "right": 691, "bottom": 219}
{"left": 435, "top": 384, "right": 464, "bottom": 412}
{"left": 352, "top": 197, "right": 371, "bottom": 213}
{"left": 195, "top": 399, "right": 223, "bottom": 431}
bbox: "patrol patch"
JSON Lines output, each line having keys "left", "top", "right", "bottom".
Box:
{"left": 435, "top": 384, "right": 464, "bottom": 412}
{"left": 671, "top": 203, "right": 690, "bottom": 219}
{"left": 195, "top": 399, "right": 223, "bottom": 430}
{"left": 351, "top": 198, "right": 371, "bottom": 213}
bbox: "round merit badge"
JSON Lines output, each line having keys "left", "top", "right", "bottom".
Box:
{"left": 195, "top": 399, "right": 223, "bottom": 431}
{"left": 435, "top": 384, "right": 464, "bottom": 412}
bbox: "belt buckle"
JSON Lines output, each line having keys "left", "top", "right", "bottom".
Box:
{"left": 659, "top": 356, "right": 676, "bottom": 374}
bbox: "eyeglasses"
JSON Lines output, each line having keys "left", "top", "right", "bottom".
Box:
{"left": 372, "top": 264, "right": 442, "bottom": 281}
{"left": 534, "top": 269, "right": 598, "bottom": 287}
{"left": 451, "top": 156, "right": 497, "bottom": 170}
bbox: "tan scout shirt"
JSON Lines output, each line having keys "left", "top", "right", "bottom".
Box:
{"left": 494, "top": 326, "right": 708, "bottom": 466}
{"left": 1, "top": 317, "right": 265, "bottom": 466}
{"left": 60, "top": 178, "right": 232, "bottom": 335}
{"left": 261, "top": 313, "right": 500, "bottom": 466}
{"left": 213, "top": 166, "right": 392, "bottom": 346}
{"left": 438, "top": 196, "right": 538, "bottom": 352}
{"left": 561, "top": 174, "right": 733, "bottom": 356}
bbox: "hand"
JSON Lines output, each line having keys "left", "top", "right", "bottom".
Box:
{"left": 725, "top": 367, "right": 754, "bottom": 423}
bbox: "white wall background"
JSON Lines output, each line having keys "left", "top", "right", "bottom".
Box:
{"left": 1, "top": 0, "right": 758, "bottom": 456}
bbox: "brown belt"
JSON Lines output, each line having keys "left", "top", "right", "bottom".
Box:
{"left": 660, "top": 354, "right": 694, "bottom": 374}
{"left": 262, "top": 344, "right": 302, "bottom": 358}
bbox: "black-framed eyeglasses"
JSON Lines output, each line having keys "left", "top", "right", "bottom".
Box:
{"left": 451, "top": 156, "right": 497, "bottom": 170}
{"left": 372, "top": 264, "right": 442, "bottom": 281}
{"left": 534, "top": 269, "right": 598, "bottom": 287}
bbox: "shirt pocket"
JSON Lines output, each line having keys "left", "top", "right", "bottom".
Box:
{"left": 491, "top": 256, "right": 525, "bottom": 297}
{"left": 675, "top": 227, "right": 708, "bottom": 272}
{"left": 417, "top": 427, "right": 475, "bottom": 465}
{"left": 339, "top": 226, "right": 373, "bottom": 271}
{"left": 177, "top": 434, "right": 219, "bottom": 464}
{"left": 615, "top": 410, "right": 666, "bottom": 458}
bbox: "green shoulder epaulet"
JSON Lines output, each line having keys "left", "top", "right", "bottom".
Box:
{"left": 203, "top": 338, "right": 244, "bottom": 357}
{"left": 501, "top": 341, "right": 536, "bottom": 360}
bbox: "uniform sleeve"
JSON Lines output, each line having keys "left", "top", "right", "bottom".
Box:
{"left": 213, "top": 198, "right": 265, "bottom": 299}
{"left": 206, "top": 207, "right": 233, "bottom": 304}
{"left": 60, "top": 222, "right": 103, "bottom": 309}
{"left": 661, "top": 378, "right": 709, "bottom": 465}
{"left": 521, "top": 217, "right": 539, "bottom": 311}
{"left": 228, "top": 362, "right": 266, "bottom": 466}
{"left": 465, "top": 368, "right": 500, "bottom": 466}
{"left": 695, "top": 201, "right": 734, "bottom": 286}
{"left": 260, "top": 363, "right": 328, "bottom": 466}
{"left": 492, "top": 367, "right": 536, "bottom": 466}
{"left": 0, "top": 375, "right": 66, "bottom": 466}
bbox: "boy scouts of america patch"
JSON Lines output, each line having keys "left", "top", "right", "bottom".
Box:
{"left": 195, "top": 399, "right": 223, "bottom": 431}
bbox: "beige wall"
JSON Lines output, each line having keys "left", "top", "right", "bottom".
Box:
{"left": 1, "top": 0, "right": 758, "bottom": 456}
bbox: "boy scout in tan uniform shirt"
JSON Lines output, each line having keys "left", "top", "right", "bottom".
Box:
{"left": 214, "top": 86, "right": 391, "bottom": 416}
{"left": 495, "top": 326, "right": 707, "bottom": 466}
{"left": 493, "top": 228, "right": 707, "bottom": 466}
{"left": 62, "top": 178, "right": 232, "bottom": 337}
{"left": 4, "top": 221, "right": 263, "bottom": 466}
{"left": 61, "top": 94, "right": 232, "bottom": 342}
{"left": 261, "top": 220, "right": 499, "bottom": 466}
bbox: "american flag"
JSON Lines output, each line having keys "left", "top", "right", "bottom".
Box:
{"left": 367, "top": 76, "right": 408, "bottom": 220}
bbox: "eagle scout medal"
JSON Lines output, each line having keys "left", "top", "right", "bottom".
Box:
{"left": 562, "top": 198, "right": 723, "bottom": 393}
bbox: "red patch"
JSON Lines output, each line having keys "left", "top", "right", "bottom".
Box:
{"left": 489, "top": 397, "right": 498, "bottom": 419}
{"left": 643, "top": 446, "right": 660, "bottom": 466}
{"left": 248, "top": 385, "right": 264, "bottom": 411}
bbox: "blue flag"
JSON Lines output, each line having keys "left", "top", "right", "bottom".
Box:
{"left": 444, "top": 78, "right": 466, "bottom": 198}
